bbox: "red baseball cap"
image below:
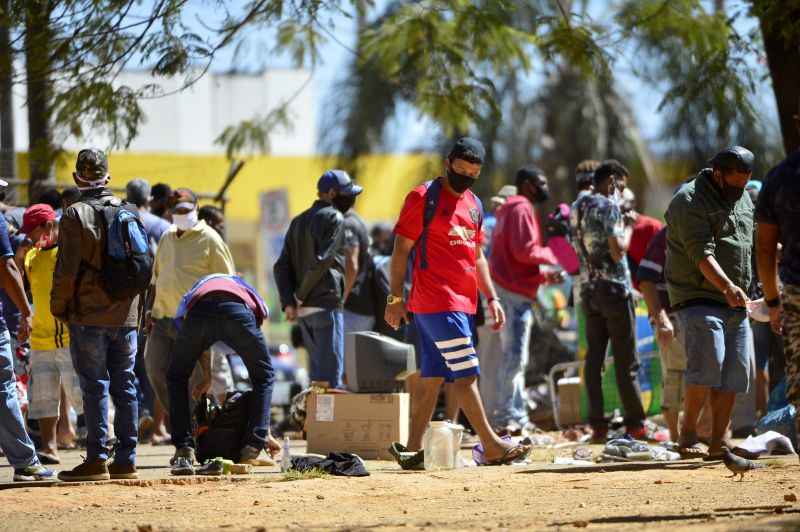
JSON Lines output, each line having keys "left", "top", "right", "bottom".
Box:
{"left": 21, "top": 204, "right": 57, "bottom": 235}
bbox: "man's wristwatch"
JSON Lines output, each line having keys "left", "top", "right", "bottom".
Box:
{"left": 765, "top": 296, "right": 782, "bottom": 308}
{"left": 387, "top": 294, "right": 403, "bottom": 306}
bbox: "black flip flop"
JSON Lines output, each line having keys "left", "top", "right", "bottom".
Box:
{"left": 388, "top": 442, "right": 424, "bottom": 471}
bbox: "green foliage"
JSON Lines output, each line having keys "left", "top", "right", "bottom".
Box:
{"left": 360, "top": 0, "right": 540, "bottom": 134}
{"left": 215, "top": 107, "right": 292, "bottom": 160}
{"left": 616, "top": 0, "right": 781, "bottom": 174}
{"left": 3, "top": 0, "right": 792, "bottom": 175}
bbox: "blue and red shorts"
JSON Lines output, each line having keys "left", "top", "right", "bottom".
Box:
{"left": 413, "top": 311, "right": 480, "bottom": 382}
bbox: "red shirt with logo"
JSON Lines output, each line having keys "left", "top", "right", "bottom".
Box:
{"left": 394, "top": 179, "right": 484, "bottom": 314}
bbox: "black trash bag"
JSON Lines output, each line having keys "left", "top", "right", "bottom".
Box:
{"left": 290, "top": 452, "right": 370, "bottom": 477}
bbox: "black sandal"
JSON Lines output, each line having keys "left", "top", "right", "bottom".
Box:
{"left": 483, "top": 444, "right": 532, "bottom": 466}
{"left": 388, "top": 442, "right": 424, "bottom": 471}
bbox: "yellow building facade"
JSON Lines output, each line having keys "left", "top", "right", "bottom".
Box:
{"left": 14, "top": 151, "right": 439, "bottom": 309}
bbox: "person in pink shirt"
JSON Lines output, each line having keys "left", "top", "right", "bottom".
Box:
{"left": 488, "top": 167, "right": 561, "bottom": 433}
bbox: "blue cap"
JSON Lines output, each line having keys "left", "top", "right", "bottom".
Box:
{"left": 317, "top": 169, "right": 363, "bottom": 197}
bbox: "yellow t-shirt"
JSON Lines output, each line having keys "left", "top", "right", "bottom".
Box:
{"left": 24, "top": 246, "right": 69, "bottom": 350}
{"left": 151, "top": 220, "right": 236, "bottom": 319}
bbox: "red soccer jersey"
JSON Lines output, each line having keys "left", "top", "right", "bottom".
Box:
{"left": 394, "top": 180, "right": 484, "bottom": 314}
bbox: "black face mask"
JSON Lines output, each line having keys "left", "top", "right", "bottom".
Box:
{"left": 717, "top": 175, "right": 745, "bottom": 202}
{"left": 332, "top": 194, "right": 356, "bottom": 213}
{"left": 722, "top": 183, "right": 745, "bottom": 202}
{"left": 534, "top": 186, "right": 550, "bottom": 204}
{"left": 446, "top": 169, "right": 477, "bottom": 193}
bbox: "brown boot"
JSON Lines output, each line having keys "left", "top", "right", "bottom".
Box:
{"left": 57, "top": 459, "right": 110, "bottom": 482}
{"left": 109, "top": 462, "right": 138, "bottom": 480}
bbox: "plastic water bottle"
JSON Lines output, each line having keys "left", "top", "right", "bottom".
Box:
{"left": 281, "top": 436, "right": 291, "bottom": 472}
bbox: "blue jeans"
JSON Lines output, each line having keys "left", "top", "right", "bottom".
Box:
{"left": 168, "top": 300, "right": 274, "bottom": 450}
{"left": 492, "top": 285, "right": 533, "bottom": 427}
{"left": 69, "top": 325, "right": 138, "bottom": 465}
{"left": 343, "top": 309, "right": 375, "bottom": 336}
{"left": 0, "top": 329, "right": 39, "bottom": 468}
{"left": 298, "top": 310, "right": 344, "bottom": 389}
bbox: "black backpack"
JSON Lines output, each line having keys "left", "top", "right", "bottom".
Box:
{"left": 195, "top": 391, "right": 255, "bottom": 463}
{"left": 87, "top": 199, "right": 153, "bottom": 301}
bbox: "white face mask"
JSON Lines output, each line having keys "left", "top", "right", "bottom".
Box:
{"left": 611, "top": 187, "right": 622, "bottom": 206}
{"left": 173, "top": 209, "right": 198, "bottom": 231}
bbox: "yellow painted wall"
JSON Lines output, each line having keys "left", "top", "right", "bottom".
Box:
{"left": 23, "top": 151, "right": 440, "bottom": 223}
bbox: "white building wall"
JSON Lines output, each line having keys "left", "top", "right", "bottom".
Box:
{"left": 11, "top": 69, "right": 316, "bottom": 156}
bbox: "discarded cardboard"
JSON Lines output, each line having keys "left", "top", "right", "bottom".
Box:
{"left": 305, "top": 392, "right": 410, "bottom": 460}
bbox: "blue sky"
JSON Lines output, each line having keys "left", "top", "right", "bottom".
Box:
{"left": 175, "top": 0, "right": 779, "bottom": 154}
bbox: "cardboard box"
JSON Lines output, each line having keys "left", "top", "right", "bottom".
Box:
{"left": 305, "top": 392, "right": 409, "bottom": 460}
{"left": 557, "top": 377, "right": 582, "bottom": 426}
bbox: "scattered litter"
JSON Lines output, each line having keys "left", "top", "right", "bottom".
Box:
{"left": 599, "top": 437, "right": 679, "bottom": 462}
{"left": 526, "top": 434, "right": 556, "bottom": 447}
{"left": 734, "top": 431, "right": 796, "bottom": 458}
{"left": 572, "top": 447, "right": 593, "bottom": 461}
{"left": 601, "top": 438, "right": 651, "bottom": 462}
{"left": 650, "top": 446, "right": 681, "bottom": 462}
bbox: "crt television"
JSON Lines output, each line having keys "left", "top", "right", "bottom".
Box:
{"left": 345, "top": 331, "right": 416, "bottom": 393}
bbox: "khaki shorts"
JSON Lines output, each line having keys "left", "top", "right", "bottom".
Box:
{"left": 28, "top": 348, "right": 84, "bottom": 420}
{"left": 659, "top": 316, "right": 687, "bottom": 411}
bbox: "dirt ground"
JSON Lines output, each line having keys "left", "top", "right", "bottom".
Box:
{"left": 1, "top": 442, "right": 799, "bottom": 532}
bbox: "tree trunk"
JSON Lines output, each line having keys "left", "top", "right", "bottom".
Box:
{"left": 0, "top": 0, "right": 16, "bottom": 200}
{"left": 758, "top": 3, "right": 800, "bottom": 155}
{"left": 24, "top": 0, "right": 54, "bottom": 202}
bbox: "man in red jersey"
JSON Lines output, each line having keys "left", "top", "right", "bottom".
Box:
{"left": 386, "top": 137, "right": 531, "bottom": 468}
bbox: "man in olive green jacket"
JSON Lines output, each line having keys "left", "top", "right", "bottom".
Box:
{"left": 665, "top": 146, "right": 754, "bottom": 459}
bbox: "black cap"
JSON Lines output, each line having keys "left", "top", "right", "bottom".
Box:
{"left": 709, "top": 146, "right": 754, "bottom": 173}
{"left": 448, "top": 137, "right": 485, "bottom": 164}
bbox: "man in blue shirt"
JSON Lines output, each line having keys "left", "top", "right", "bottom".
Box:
{"left": 0, "top": 180, "right": 55, "bottom": 481}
